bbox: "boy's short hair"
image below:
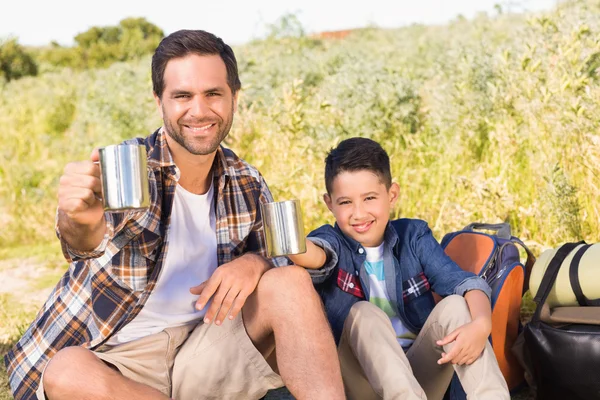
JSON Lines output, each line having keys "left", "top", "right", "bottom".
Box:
{"left": 324, "top": 137, "right": 392, "bottom": 194}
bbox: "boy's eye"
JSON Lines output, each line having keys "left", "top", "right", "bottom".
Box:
{"left": 339, "top": 200, "right": 351, "bottom": 205}
{"left": 365, "top": 196, "right": 376, "bottom": 201}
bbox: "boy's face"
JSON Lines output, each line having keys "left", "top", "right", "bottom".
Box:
{"left": 324, "top": 170, "right": 399, "bottom": 248}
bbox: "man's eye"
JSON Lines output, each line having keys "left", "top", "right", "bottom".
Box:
{"left": 207, "top": 92, "right": 220, "bottom": 97}
{"left": 175, "top": 94, "right": 190, "bottom": 99}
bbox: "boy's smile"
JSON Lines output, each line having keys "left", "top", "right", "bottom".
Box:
{"left": 324, "top": 170, "right": 399, "bottom": 248}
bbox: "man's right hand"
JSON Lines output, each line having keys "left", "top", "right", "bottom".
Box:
{"left": 57, "top": 149, "right": 107, "bottom": 251}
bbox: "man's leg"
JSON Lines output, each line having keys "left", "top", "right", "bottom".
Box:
{"left": 42, "top": 325, "right": 189, "bottom": 400}
{"left": 406, "top": 295, "right": 509, "bottom": 400}
{"left": 42, "top": 347, "right": 169, "bottom": 400}
{"left": 338, "top": 301, "right": 426, "bottom": 400}
{"left": 172, "top": 266, "right": 344, "bottom": 400}
{"left": 242, "top": 266, "right": 345, "bottom": 399}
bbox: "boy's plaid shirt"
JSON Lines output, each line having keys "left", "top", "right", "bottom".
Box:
{"left": 4, "top": 128, "right": 286, "bottom": 399}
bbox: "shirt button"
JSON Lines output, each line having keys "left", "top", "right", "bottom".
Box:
{"left": 348, "top": 282, "right": 355, "bottom": 289}
{"left": 358, "top": 248, "right": 364, "bottom": 254}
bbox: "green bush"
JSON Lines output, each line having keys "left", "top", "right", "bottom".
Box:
{"left": 36, "top": 17, "right": 163, "bottom": 70}
{"left": 0, "top": 38, "right": 37, "bottom": 82}
{"left": 2, "top": 0, "right": 600, "bottom": 251}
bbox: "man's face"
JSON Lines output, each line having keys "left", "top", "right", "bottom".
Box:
{"left": 324, "top": 170, "right": 399, "bottom": 248}
{"left": 155, "top": 54, "right": 238, "bottom": 157}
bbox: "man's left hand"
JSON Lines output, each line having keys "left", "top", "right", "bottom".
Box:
{"left": 190, "top": 253, "right": 271, "bottom": 325}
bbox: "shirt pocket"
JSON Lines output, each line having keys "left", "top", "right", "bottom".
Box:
{"left": 110, "top": 227, "right": 162, "bottom": 293}
{"left": 402, "top": 272, "right": 435, "bottom": 328}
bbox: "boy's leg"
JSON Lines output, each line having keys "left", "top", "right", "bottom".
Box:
{"left": 406, "top": 295, "right": 509, "bottom": 400}
{"left": 339, "top": 301, "right": 426, "bottom": 400}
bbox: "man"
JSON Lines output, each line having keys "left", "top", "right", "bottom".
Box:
{"left": 4, "top": 30, "right": 345, "bottom": 400}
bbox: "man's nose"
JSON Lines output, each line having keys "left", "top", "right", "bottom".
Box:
{"left": 189, "top": 96, "right": 210, "bottom": 119}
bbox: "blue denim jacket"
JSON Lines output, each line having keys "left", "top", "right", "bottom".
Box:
{"left": 307, "top": 218, "right": 491, "bottom": 344}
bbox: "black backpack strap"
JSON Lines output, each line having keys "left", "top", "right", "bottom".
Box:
{"left": 511, "top": 236, "right": 537, "bottom": 294}
{"left": 568, "top": 244, "right": 600, "bottom": 306}
{"left": 532, "top": 241, "right": 585, "bottom": 322}
{"left": 463, "top": 222, "right": 511, "bottom": 239}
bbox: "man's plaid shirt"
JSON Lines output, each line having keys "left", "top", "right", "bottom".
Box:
{"left": 4, "top": 128, "right": 286, "bottom": 399}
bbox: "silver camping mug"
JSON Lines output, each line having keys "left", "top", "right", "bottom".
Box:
{"left": 260, "top": 200, "right": 307, "bottom": 257}
{"left": 98, "top": 144, "right": 150, "bottom": 212}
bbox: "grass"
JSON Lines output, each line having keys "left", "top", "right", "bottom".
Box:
{"left": 4, "top": 1, "right": 599, "bottom": 399}
{"left": 0, "top": 248, "right": 538, "bottom": 400}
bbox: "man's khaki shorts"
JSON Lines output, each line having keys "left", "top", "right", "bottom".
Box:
{"left": 37, "top": 313, "right": 284, "bottom": 399}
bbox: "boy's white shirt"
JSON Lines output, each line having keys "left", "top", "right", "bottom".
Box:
{"left": 364, "top": 243, "right": 417, "bottom": 348}
{"left": 107, "top": 181, "right": 218, "bottom": 345}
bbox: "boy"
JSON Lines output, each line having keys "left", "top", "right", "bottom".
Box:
{"left": 288, "top": 137, "right": 509, "bottom": 400}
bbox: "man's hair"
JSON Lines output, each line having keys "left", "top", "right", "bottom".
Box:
{"left": 151, "top": 29, "right": 241, "bottom": 98}
{"left": 324, "top": 137, "right": 392, "bottom": 194}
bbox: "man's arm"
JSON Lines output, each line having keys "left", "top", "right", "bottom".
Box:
{"left": 57, "top": 149, "right": 107, "bottom": 252}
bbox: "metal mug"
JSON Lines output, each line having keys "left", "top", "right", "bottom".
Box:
{"left": 260, "top": 200, "right": 307, "bottom": 257}
{"left": 98, "top": 144, "right": 150, "bottom": 212}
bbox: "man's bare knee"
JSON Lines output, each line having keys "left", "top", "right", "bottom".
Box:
{"left": 44, "top": 346, "right": 108, "bottom": 397}
{"left": 250, "top": 266, "right": 321, "bottom": 325}
{"left": 258, "top": 265, "right": 314, "bottom": 299}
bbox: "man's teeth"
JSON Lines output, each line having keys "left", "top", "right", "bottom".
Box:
{"left": 188, "top": 123, "right": 213, "bottom": 131}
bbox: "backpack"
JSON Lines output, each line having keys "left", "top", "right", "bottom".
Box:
{"left": 440, "top": 222, "right": 536, "bottom": 392}
{"left": 522, "top": 241, "right": 600, "bottom": 400}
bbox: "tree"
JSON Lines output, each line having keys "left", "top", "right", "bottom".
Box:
{"left": 40, "top": 17, "right": 164, "bottom": 70}
{"left": 0, "top": 38, "right": 38, "bottom": 82}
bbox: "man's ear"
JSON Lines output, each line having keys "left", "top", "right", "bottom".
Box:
{"left": 233, "top": 90, "right": 239, "bottom": 114}
{"left": 389, "top": 182, "right": 400, "bottom": 207}
{"left": 323, "top": 193, "right": 333, "bottom": 212}
{"left": 153, "top": 92, "right": 163, "bottom": 119}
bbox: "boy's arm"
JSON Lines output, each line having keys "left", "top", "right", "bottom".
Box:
{"left": 436, "top": 289, "right": 492, "bottom": 366}
{"left": 288, "top": 239, "right": 327, "bottom": 269}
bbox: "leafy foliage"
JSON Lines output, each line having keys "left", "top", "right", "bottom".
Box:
{"left": 2, "top": 1, "right": 600, "bottom": 252}
{"left": 36, "top": 17, "right": 164, "bottom": 70}
{"left": 0, "top": 38, "right": 37, "bottom": 82}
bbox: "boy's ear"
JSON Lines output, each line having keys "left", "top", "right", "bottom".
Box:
{"left": 323, "top": 193, "right": 333, "bottom": 211}
{"left": 389, "top": 182, "right": 400, "bottom": 206}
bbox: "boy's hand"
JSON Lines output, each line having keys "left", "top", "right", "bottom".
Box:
{"left": 435, "top": 317, "right": 491, "bottom": 366}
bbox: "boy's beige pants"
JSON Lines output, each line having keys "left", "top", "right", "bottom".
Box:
{"left": 338, "top": 295, "right": 510, "bottom": 400}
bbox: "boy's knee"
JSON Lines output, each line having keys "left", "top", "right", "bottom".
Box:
{"left": 345, "top": 301, "right": 391, "bottom": 333}
{"left": 435, "top": 295, "right": 471, "bottom": 327}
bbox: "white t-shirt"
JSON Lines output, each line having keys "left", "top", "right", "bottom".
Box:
{"left": 107, "top": 181, "right": 218, "bottom": 345}
{"left": 364, "top": 244, "right": 416, "bottom": 348}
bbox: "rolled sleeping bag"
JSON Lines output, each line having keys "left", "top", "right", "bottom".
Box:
{"left": 529, "top": 243, "right": 600, "bottom": 307}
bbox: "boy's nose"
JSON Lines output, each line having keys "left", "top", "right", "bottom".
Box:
{"left": 352, "top": 203, "right": 367, "bottom": 218}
